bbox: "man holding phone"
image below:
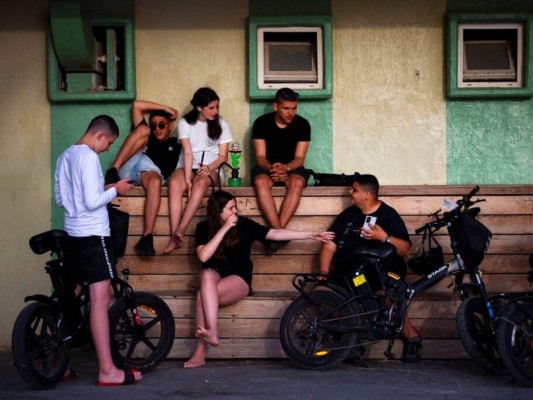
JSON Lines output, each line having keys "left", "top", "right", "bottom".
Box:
{"left": 319, "top": 174, "right": 422, "bottom": 362}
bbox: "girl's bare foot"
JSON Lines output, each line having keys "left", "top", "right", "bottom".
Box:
{"left": 163, "top": 227, "right": 185, "bottom": 253}
{"left": 183, "top": 354, "right": 206, "bottom": 369}
{"left": 196, "top": 326, "right": 219, "bottom": 347}
{"left": 163, "top": 236, "right": 183, "bottom": 253}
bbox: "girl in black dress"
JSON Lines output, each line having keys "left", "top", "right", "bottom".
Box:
{"left": 184, "top": 190, "right": 334, "bottom": 368}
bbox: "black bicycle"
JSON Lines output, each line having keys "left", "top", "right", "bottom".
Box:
{"left": 279, "top": 186, "right": 502, "bottom": 371}
{"left": 490, "top": 254, "right": 533, "bottom": 387}
{"left": 12, "top": 228, "right": 175, "bottom": 390}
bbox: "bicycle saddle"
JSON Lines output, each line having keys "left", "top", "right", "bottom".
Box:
{"left": 29, "top": 229, "right": 69, "bottom": 255}
{"left": 351, "top": 241, "right": 396, "bottom": 259}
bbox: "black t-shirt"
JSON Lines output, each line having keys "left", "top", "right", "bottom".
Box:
{"left": 252, "top": 112, "right": 311, "bottom": 164}
{"left": 132, "top": 119, "right": 181, "bottom": 180}
{"left": 144, "top": 134, "right": 181, "bottom": 180}
{"left": 328, "top": 202, "right": 411, "bottom": 278}
{"left": 195, "top": 217, "right": 270, "bottom": 285}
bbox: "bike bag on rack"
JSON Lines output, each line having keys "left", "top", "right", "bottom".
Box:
{"left": 455, "top": 211, "right": 492, "bottom": 270}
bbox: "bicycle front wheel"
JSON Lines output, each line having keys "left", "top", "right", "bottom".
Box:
{"left": 279, "top": 290, "right": 358, "bottom": 370}
{"left": 497, "top": 302, "right": 533, "bottom": 387}
{"left": 456, "top": 296, "right": 505, "bottom": 375}
{"left": 109, "top": 291, "right": 175, "bottom": 373}
{"left": 12, "top": 302, "right": 70, "bottom": 390}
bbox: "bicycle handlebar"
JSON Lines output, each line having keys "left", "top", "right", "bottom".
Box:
{"left": 466, "top": 185, "right": 479, "bottom": 201}
{"left": 414, "top": 186, "right": 483, "bottom": 235}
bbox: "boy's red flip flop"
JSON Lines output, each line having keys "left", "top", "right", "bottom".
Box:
{"left": 96, "top": 369, "right": 140, "bottom": 387}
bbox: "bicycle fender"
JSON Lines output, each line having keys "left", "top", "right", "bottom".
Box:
{"left": 24, "top": 294, "right": 55, "bottom": 307}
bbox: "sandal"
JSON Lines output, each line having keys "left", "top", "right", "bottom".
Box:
{"left": 62, "top": 368, "right": 78, "bottom": 382}
{"left": 96, "top": 369, "right": 140, "bottom": 386}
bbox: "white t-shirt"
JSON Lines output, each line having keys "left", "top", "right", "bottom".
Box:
{"left": 55, "top": 144, "right": 116, "bottom": 237}
{"left": 176, "top": 116, "right": 233, "bottom": 168}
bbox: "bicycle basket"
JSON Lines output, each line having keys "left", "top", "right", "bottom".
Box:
{"left": 408, "top": 230, "right": 444, "bottom": 276}
{"left": 455, "top": 211, "right": 492, "bottom": 270}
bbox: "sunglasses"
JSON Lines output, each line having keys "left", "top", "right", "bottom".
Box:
{"left": 150, "top": 122, "right": 170, "bottom": 130}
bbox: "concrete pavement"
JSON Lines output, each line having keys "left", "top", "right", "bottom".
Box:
{"left": 0, "top": 349, "right": 531, "bottom": 399}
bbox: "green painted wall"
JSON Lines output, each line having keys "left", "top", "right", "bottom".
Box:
{"left": 50, "top": 104, "right": 133, "bottom": 228}
{"left": 248, "top": 0, "right": 333, "bottom": 177}
{"left": 50, "top": 0, "right": 134, "bottom": 228}
{"left": 446, "top": 0, "right": 533, "bottom": 184}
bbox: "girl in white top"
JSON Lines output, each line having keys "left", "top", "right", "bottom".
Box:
{"left": 164, "top": 88, "right": 232, "bottom": 253}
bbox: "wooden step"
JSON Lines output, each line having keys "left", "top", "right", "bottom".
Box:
{"left": 115, "top": 184, "right": 533, "bottom": 360}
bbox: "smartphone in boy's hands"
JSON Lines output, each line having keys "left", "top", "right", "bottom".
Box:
{"left": 360, "top": 216, "right": 377, "bottom": 237}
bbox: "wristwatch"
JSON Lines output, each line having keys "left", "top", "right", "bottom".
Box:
{"left": 286, "top": 164, "right": 291, "bottom": 172}
{"left": 385, "top": 235, "right": 392, "bottom": 243}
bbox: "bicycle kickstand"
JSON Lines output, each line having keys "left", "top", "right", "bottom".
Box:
{"left": 384, "top": 338, "right": 400, "bottom": 360}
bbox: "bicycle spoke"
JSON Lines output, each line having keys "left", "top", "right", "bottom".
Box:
{"left": 125, "top": 338, "right": 140, "bottom": 359}
{"left": 142, "top": 316, "right": 160, "bottom": 331}
{"left": 304, "top": 337, "right": 320, "bottom": 355}
{"left": 139, "top": 335, "right": 158, "bottom": 352}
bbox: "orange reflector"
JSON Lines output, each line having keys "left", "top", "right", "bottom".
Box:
{"left": 138, "top": 305, "right": 157, "bottom": 314}
{"left": 388, "top": 272, "right": 400, "bottom": 280}
{"left": 314, "top": 350, "right": 329, "bottom": 357}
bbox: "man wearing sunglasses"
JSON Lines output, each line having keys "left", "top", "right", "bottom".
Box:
{"left": 105, "top": 100, "right": 180, "bottom": 256}
{"left": 252, "top": 88, "right": 311, "bottom": 251}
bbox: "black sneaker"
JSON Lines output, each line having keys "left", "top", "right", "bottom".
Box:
{"left": 105, "top": 167, "right": 120, "bottom": 185}
{"left": 261, "top": 239, "right": 290, "bottom": 252}
{"left": 403, "top": 337, "right": 423, "bottom": 363}
{"left": 134, "top": 234, "right": 155, "bottom": 256}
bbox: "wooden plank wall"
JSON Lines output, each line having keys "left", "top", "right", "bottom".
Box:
{"left": 114, "top": 185, "right": 533, "bottom": 360}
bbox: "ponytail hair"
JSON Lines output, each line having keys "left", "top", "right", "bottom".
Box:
{"left": 184, "top": 87, "right": 222, "bottom": 140}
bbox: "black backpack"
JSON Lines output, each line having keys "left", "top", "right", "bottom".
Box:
{"left": 107, "top": 203, "right": 130, "bottom": 259}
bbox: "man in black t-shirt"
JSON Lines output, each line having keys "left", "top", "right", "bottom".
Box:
{"left": 108, "top": 101, "right": 180, "bottom": 256}
{"left": 319, "top": 174, "right": 422, "bottom": 362}
{"left": 252, "top": 88, "right": 311, "bottom": 250}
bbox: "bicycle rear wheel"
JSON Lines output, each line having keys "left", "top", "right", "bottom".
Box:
{"left": 12, "top": 302, "right": 70, "bottom": 390}
{"left": 109, "top": 291, "right": 175, "bottom": 372}
{"left": 497, "top": 302, "right": 533, "bottom": 387}
{"left": 456, "top": 296, "right": 505, "bottom": 375}
{"left": 279, "top": 290, "right": 358, "bottom": 370}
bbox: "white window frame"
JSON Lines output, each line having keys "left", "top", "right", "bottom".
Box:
{"left": 458, "top": 23, "right": 523, "bottom": 88}
{"left": 257, "top": 26, "right": 323, "bottom": 90}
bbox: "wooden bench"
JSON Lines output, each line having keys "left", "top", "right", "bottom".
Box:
{"left": 114, "top": 185, "right": 533, "bottom": 360}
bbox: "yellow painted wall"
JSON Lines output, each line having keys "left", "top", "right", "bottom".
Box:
{"left": 0, "top": 0, "right": 250, "bottom": 349}
{"left": 0, "top": 0, "right": 449, "bottom": 349}
{"left": 332, "top": 0, "right": 446, "bottom": 184}
{"left": 0, "top": 0, "right": 51, "bottom": 349}
{"left": 135, "top": 0, "right": 250, "bottom": 176}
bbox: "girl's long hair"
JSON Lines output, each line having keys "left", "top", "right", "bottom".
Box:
{"left": 184, "top": 87, "right": 222, "bottom": 140}
{"left": 207, "top": 190, "right": 239, "bottom": 259}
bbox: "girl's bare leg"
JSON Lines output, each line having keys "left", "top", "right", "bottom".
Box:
{"left": 164, "top": 169, "right": 187, "bottom": 253}
{"left": 183, "top": 271, "right": 249, "bottom": 368}
{"left": 173, "top": 171, "right": 219, "bottom": 242}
